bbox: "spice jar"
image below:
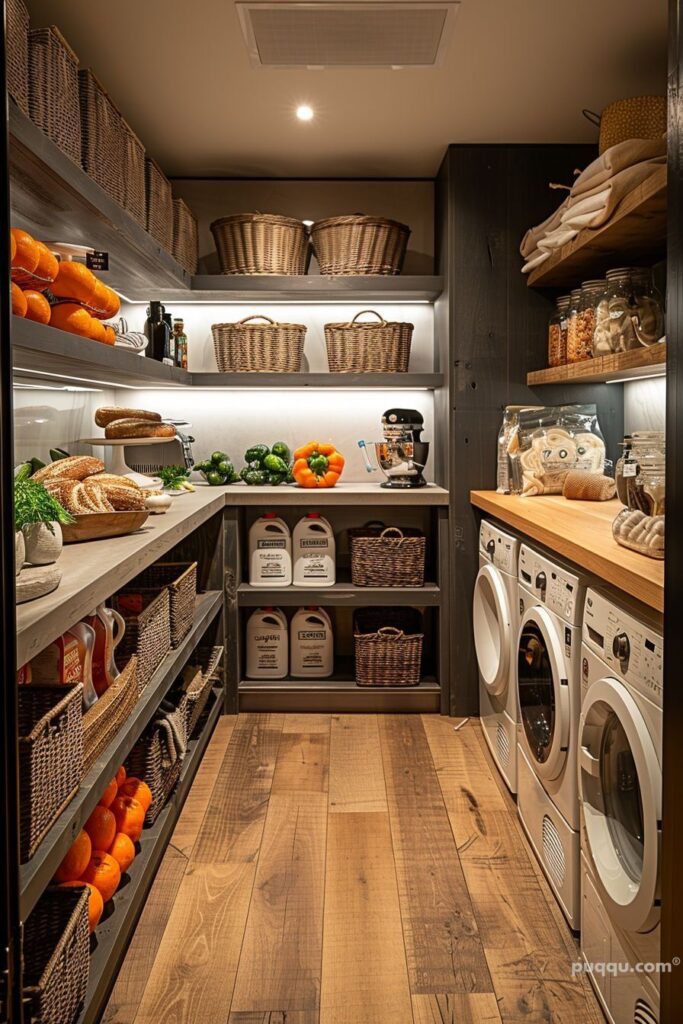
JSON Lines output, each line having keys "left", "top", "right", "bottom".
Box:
{"left": 601, "top": 268, "right": 665, "bottom": 352}
{"left": 565, "top": 289, "right": 582, "bottom": 365}
{"left": 568, "top": 280, "right": 604, "bottom": 362}
{"left": 548, "top": 294, "right": 570, "bottom": 367}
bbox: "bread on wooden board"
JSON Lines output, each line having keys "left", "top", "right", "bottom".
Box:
{"left": 104, "top": 418, "right": 176, "bottom": 440}
{"left": 95, "top": 407, "right": 162, "bottom": 428}
{"left": 32, "top": 455, "right": 105, "bottom": 483}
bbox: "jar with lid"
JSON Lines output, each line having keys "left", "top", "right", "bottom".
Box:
{"left": 547, "top": 294, "right": 570, "bottom": 367}
{"left": 565, "top": 288, "right": 582, "bottom": 365}
{"left": 614, "top": 431, "right": 665, "bottom": 511}
{"left": 600, "top": 268, "right": 664, "bottom": 352}
{"left": 630, "top": 268, "right": 664, "bottom": 346}
{"left": 568, "top": 279, "right": 605, "bottom": 362}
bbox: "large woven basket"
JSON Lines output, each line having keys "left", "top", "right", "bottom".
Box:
{"left": 350, "top": 526, "right": 426, "bottom": 587}
{"left": 28, "top": 26, "right": 81, "bottom": 165}
{"left": 126, "top": 706, "right": 188, "bottom": 825}
{"left": 325, "top": 309, "right": 413, "bottom": 372}
{"left": 121, "top": 117, "right": 146, "bottom": 226}
{"left": 212, "top": 315, "right": 306, "bottom": 372}
{"left": 126, "top": 561, "right": 197, "bottom": 647}
{"left": 584, "top": 96, "right": 667, "bottom": 154}
{"left": 173, "top": 198, "right": 199, "bottom": 274}
{"left": 311, "top": 215, "right": 410, "bottom": 276}
{"left": 6, "top": 0, "right": 29, "bottom": 116}
{"left": 82, "top": 657, "right": 138, "bottom": 772}
{"left": 19, "top": 684, "right": 84, "bottom": 863}
{"left": 145, "top": 157, "right": 173, "bottom": 251}
{"left": 177, "top": 645, "right": 224, "bottom": 738}
{"left": 210, "top": 213, "right": 309, "bottom": 275}
{"left": 112, "top": 588, "right": 171, "bottom": 693}
{"left": 79, "top": 69, "right": 124, "bottom": 206}
{"left": 24, "top": 886, "right": 89, "bottom": 1024}
{"left": 354, "top": 607, "right": 423, "bottom": 687}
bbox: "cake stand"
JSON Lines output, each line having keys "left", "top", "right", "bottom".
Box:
{"left": 78, "top": 436, "right": 177, "bottom": 488}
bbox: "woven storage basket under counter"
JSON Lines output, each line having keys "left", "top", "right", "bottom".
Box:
{"left": 125, "top": 709, "right": 187, "bottom": 825}
{"left": 173, "top": 198, "right": 199, "bottom": 274}
{"left": 124, "top": 561, "right": 197, "bottom": 648}
{"left": 176, "top": 644, "right": 224, "bottom": 739}
{"left": 311, "top": 215, "right": 410, "bottom": 276}
{"left": 353, "top": 607, "right": 423, "bottom": 687}
{"left": 19, "top": 683, "right": 84, "bottom": 863}
{"left": 6, "top": 0, "right": 29, "bottom": 116}
{"left": 350, "top": 525, "right": 426, "bottom": 587}
{"left": 82, "top": 657, "right": 138, "bottom": 772}
{"left": 146, "top": 157, "right": 174, "bottom": 251}
{"left": 112, "top": 588, "right": 171, "bottom": 694}
{"left": 210, "top": 213, "right": 309, "bottom": 275}
{"left": 23, "top": 886, "right": 89, "bottom": 1024}
{"left": 28, "top": 26, "right": 81, "bottom": 165}
{"left": 212, "top": 315, "right": 306, "bottom": 372}
{"left": 325, "top": 309, "right": 413, "bottom": 372}
{"left": 79, "top": 68, "right": 124, "bottom": 206}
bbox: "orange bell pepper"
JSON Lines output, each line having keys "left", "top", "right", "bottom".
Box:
{"left": 292, "top": 442, "right": 345, "bottom": 488}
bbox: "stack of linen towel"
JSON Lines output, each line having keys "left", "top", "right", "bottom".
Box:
{"left": 521, "top": 136, "right": 666, "bottom": 273}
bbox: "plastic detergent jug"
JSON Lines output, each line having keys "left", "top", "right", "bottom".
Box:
{"left": 246, "top": 608, "right": 289, "bottom": 679}
{"left": 85, "top": 604, "right": 126, "bottom": 696}
{"left": 249, "top": 514, "right": 292, "bottom": 587}
{"left": 290, "top": 607, "right": 334, "bottom": 677}
{"left": 293, "top": 513, "right": 336, "bottom": 587}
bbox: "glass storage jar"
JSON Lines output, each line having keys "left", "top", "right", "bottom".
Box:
{"left": 568, "top": 279, "right": 605, "bottom": 362}
{"left": 548, "top": 294, "right": 570, "bottom": 367}
{"left": 565, "top": 288, "right": 582, "bottom": 365}
{"left": 614, "top": 432, "right": 665, "bottom": 512}
{"left": 601, "top": 268, "right": 664, "bottom": 352}
{"left": 630, "top": 267, "right": 664, "bottom": 347}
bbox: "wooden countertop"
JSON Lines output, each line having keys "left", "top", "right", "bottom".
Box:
{"left": 470, "top": 490, "right": 664, "bottom": 612}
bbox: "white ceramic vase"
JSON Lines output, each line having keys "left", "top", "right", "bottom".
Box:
{"left": 23, "top": 521, "right": 63, "bottom": 566}
{"left": 15, "top": 530, "right": 25, "bottom": 575}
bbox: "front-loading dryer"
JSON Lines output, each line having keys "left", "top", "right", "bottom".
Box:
{"left": 579, "top": 586, "right": 663, "bottom": 1024}
{"left": 473, "top": 519, "right": 521, "bottom": 793}
{"left": 515, "top": 542, "right": 592, "bottom": 930}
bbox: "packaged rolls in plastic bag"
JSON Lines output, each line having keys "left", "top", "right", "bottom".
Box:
{"left": 511, "top": 405, "right": 606, "bottom": 496}
{"left": 496, "top": 405, "right": 542, "bottom": 494}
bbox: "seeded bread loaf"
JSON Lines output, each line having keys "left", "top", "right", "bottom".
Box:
{"left": 82, "top": 479, "right": 115, "bottom": 512}
{"left": 88, "top": 473, "right": 141, "bottom": 490}
{"left": 104, "top": 418, "right": 176, "bottom": 440}
{"left": 99, "top": 483, "right": 146, "bottom": 511}
{"left": 95, "top": 407, "right": 162, "bottom": 428}
{"left": 32, "top": 455, "right": 105, "bottom": 483}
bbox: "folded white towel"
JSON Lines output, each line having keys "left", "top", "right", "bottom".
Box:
{"left": 537, "top": 226, "right": 579, "bottom": 252}
{"left": 560, "top": 159, "right": 664, "bottom": 232}
{"left": 571, "top": 136, "right": 666, "bottom": 198}
{"left": 561, "top": 187, "right": 611, "bottom": 223}
{"left": 521, "top": 249, "right": 551, "bottom": 273}
{"left": 519, "top": 196, "right": 569, "bottom": 258}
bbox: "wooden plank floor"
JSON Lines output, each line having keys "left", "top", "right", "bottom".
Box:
{"left": 103, "top": 714, "right": 603, "bottom": 1024}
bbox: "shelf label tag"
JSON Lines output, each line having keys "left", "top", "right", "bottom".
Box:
{"left": 86, "top": 251, "right": 109, "bottom": 271}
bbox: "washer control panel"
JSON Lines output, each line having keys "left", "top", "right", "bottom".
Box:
{"left": 518, "top": 544, "right": 587, "bottom": 625}
{"left": 583, "top": 587, "right": 663, "bottom": 703}
{"left": 479, "top": 520, "right": 519, "bottom": 575}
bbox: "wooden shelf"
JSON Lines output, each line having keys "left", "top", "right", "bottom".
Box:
{"left": 161, "top": 274, "right": 443, "bottom": 304}
{"left": 470, "top": 490, "right": 664, "bottom": 612}
{"left": 527, "top": 342, "right": 667, "bottom": 386}
{"left": 239, "top": 677, "right": 439, "bottom": 712}
{"left": 19, "top": 591, "right": 222, "bottom": 918}
{"left": 237, "top": 579, "right": 440, "bottom": 606}
{"left": 191, "top": 372, "right": 444, "bottom": 389}
{"left": 211, "top": 482, "right": 450, "bottom": 506}
{"left": 527, "top": 165, "right": 667, "bottom": 288}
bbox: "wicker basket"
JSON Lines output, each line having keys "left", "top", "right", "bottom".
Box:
{"left": 28, "top": 26, "right": 81, "bottom": 165}
{"left": 125, "top": 707, "right": 187, "bottom": 825}
{"left": 121, "top": 118, "right": 146, "bottom": 226}
{"left": 354, "top": 607, "right": 423, "bottom": 687}
{"left": 212, "top": 315, "right": 306, "bottom": 372}
{"left": 6, "top": 0, "right": 29, "bottom": 116}
{"left": 78, "top": 69, "right": 124, "bottom": 206}
{"left": 146, "top": 157, "right": 174, "bottom": 251}
{"left": 325, "top": 309, "right": 414, "bottom": 372}
{"left": 350, "top": 526, "right": 426, "bottom": 587}
{"left": 173, "top": 198, "right": 199, "bottom": 274}
{"left": 584, "top": 96, "right": 667, "bottom": 154}
{"left": 125, "top": 562, "right": 197, "bottom": 648}
{"left": 311, "top": 215, "right": 410, "bottom": 276}
{"left": 23, "top": 886, "right": 90, "bottom": 1024}
{"left": 82, "top": 657, "right": 138, "bottom": 772}
{"left": 178, "top": 645, "right": 223, "bottom": 738}
{"left": 19, "top": 684, "right": 84, "bottom": 863}
{"left": 210, "top": 213, "right": 309, "bottom": 275}
{"left": 112, "top": 589, "right": 171, "bottom": 693}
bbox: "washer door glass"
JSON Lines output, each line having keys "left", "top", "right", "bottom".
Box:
{"left": 602, "top": 711, "right": 644, "bottom": 883}
{"left": 473, "top": 564, "right": 510, "bottom": 697}
{"left": 517, "top": 606, "right": 569, "bottom": 780}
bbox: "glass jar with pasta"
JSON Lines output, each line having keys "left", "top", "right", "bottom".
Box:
{"left": 548, "top": 294, "right": 570, "bottom": 367}
{"left": 565, "top": 288, "right": 582, "bottom": 364}
{"left": 568, "top": 279, "right": 604, "bottom": 362}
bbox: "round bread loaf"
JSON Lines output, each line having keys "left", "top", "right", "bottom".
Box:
{"left": 95, "top": 407, "right": 162, "bottom": 428}
{"left": 104, "top": 418, "right": 176, "bottom": 440}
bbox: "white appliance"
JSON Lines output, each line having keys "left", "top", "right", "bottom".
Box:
{"left": 515, "top": 542, "right": 591, "bottom": 930}
{"left": 473, "top": 519, "right": 521, "bottom": 793}
{"left": 579, "top": 586, "right": 663, "bottom": 1024}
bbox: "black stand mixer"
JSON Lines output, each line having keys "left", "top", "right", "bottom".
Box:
{"left": 358, "top": 408, "right": 430, "bottom": 488}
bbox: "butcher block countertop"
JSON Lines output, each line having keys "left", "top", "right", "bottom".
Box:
{"left": 470, "top": 491, "right": 664, "bottom": 612}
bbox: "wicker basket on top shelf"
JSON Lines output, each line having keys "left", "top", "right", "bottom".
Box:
{"left": 6, "top": 0, "right": 29, "bottom": 116}
{"left": 311, "top": 215, "right": 410, "bottom": 275}
{"left": 122, "top": 117, "right": 146, "bottom": 226}
{"left": 79, "top": 68, "right": 124, "bottom": 207}
{"left": 173, "top": 198, "right": 199, "bottom": 274}
{"left": 28, "top": 26, "right": 81, "bottom": 165}
{"left": 210, "top": 213, "right": 309, "bottom": 275}
{"left": 145, "top": 157, "right": 174, "bottom": 251}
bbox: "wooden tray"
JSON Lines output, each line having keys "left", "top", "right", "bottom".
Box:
{"left": 61, "top": 510, "right": 150, "bottom": 543}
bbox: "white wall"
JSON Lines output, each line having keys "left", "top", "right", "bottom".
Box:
{"left": 13, "top": 386, "right": 116, "bottom": 465}
{"left": 623, "top": 377, "right": 666, "bottom": 434}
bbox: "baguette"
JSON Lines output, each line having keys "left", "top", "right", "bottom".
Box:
{"left": 104, "top": 418, "right": 176, "bottom": 440}
{"left": 33, "top": 455, "right": 105, "bottom": 484}
{"left": 95, "top": 407, "right": 162, "bottom": 428}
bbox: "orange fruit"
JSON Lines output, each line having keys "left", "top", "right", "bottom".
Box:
{"left": 99, "top": 777, "right": 118, "bottom": 809}
{"left": 53, "top": 830, "right": 92, "bottom": 883}
{"left": 33, "top": 242, "right": 58, "bottom": 285}
{"left": 11, "top": 282, "right": 27, "bottom": 317}
{"left": 119, "top": 778, "right": 153, "bottom": 813}
{"left": 50, "top": 260, "right": 97, "bottom": 305}
{"left": 84, "top": 805, "right": 117, "bottom": 851}
{"left": 49, "top": 302, "right": 93, "bottom": 338}
{"left": 115, "top": 765, "right": 126, "bottom": 788}
{"left": 10, "top": 227, "right": 39, "bottom": 277}
{"left": 108, "top": 832, "right": 136, "bottom": 873}
{"left": 10, "top": 232, "right": 16, "bottom": 262}
{"left": 58, "top": 880, "right": 104, "bottom": 933}
{"left": 89, "top": 279, "right": 110, "bottom": 317}
{"left": 102, "top": 285, "right": 121, "bottom": 319}
{"left": 102, "top": 324, "right": 116, "bottom": 346}
{"left": 87, "top": 317, "right": 106, "bottom": 343}
{"left": 82, "top": 851, "right": 121, "bottom": 903}
{"left": 110, "top": 795, "right": 146, "bottom": 843}
{"left": 23, "top": 289, "right": 51, "bottom": 324}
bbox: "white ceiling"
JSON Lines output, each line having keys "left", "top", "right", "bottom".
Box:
{"left": 26, "top": 0, "right": 667, "bottom": 178}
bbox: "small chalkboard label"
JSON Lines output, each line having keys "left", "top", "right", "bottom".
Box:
{"left": 86, "top": 250, "right": 109, "bottom": 271}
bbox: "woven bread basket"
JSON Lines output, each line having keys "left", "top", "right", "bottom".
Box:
{"left": 311, "top": 215, "right": 410, "bottom": 276}
{"left": 6, "top": 0, "right": 29, "bottom": 116}
{"left": 212, "top": 315, "right": 306, "bottom": 372}
{"left": 211, "top": 213, "right": 309, "bottom": 275}
{"left": 28, "top": 26, "right": 81, "bottom": 165}
{"left": 325, "top": 309, "right": 413, "bottom": 372}
{"left": 584, "top": 96, "right": 666, "bottom": 154}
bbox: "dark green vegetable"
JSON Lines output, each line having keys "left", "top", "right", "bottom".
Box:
{"left": 206, "top": 470, "right": 224, "bottom": 486}
{"left": 211, "top": 450, "right": 228, "bottom": 465}
{"left": 243, "top": 469, "right": 269, "bottom": 486}
{"left": 30, "top": 457, "right": 46, "bottom": 473}
{"left": 159, "top": 465, "right": 190, "bottom": 489}
{"left": 217, "top": 459, "right": 233, "bottom": 477}
{"left": 15, "top": 463, "right": 32, "bottom": 483}
{"left": 308, "top": 453, "right": 329, "bottom": 475}
{"left": 271, "top": 441, "right": 291, "bottom": 463}
{"left": 49, "top": 448, "right": 69, "bottom": 462}
{"left": 263, "top": 453, "right": 288, "bottom": 475}
{"left": 244, "top": 444, "right": 270, "bottom": 465}
{"left": 267, "top": 472, "right": 286, "bottom": 486}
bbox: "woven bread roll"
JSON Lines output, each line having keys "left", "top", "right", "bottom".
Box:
{"left": 563, "top": 471, "right": 616, "bottom": 501}
{"left": 32, "top": 455, "right": 105, "bottom": 483}
{"left": 95, "top": 407, "right": 162, "bottom": 428}
{"left": 99, "top": 483, "right": 146, "bottom": 511}
{"left": 104, "top": 418, "right": 176, "bottom": 439}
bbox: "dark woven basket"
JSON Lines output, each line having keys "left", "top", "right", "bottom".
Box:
{"left": 6, "top": 0, "right": 29, "bottom": 116}
{"left": 24, "top": 886, "right": 89, "bottom": 1024}
{"left": 350, "top": 525, "right": 426, "bottom": 587}
{"left": 125, "top": 712, "right": 186, "bottom": 825}
{"left": 311, "top": 215, "right": 410, "bottom": 276}
{"left": 112, "top": 588, "right": 171, "bottom": 693}
{"left": 354, "top": 607, "right": 423, "bottom": 687}
{"left": 324, "top": 310, "right": 413, "bottom": 372}
{"left": 125, "top": 562, "right": 197, "bottom": 647}
{"left": 173, "top": 198, "right": 199, "bottom": 274}
{"left": 210, "top": 213, "right": 309, "bottom": 275}
{"left": 78, "top": 68, "right": 124, "bottom": 206}
{"left": 212, "top": 315, "right": 306, "bottom": 372}
{"left": 19, "top": 684, "right": 84, "bottom": 862}
{"left": 28, "top": 26, "right": 81, "bottom": 165}
{"left": 121, "top": 117, "right": 146, "bottom": 226}
{"left": 179, "top": 645, "right": 223, "bottom": 738}
{"left": 145, "top": 157, "right": 173, "bottom": 251}
{"left": 82, "top": 657, "right": 138, "bottom": 772}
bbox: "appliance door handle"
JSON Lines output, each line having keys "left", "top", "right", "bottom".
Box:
{"left": 579, "top": 745, "right": 600, "bottom": 778}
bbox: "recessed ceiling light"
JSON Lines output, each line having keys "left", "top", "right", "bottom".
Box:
{"left": 296, "top": 104, "right": 314, "bottom": 121}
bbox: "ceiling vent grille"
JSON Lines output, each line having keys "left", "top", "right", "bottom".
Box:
{"left": 237, "top": 2, "right": 460, "bottom": 69}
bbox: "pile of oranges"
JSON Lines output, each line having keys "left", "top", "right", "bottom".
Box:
{"left": 10, "top": 227, "right": 120, "bottom": 345}
{"left": 54, "top": 765, "right": 152, "bottom": 932}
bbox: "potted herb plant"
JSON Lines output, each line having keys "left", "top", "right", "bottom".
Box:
{"left": 14, "top": 468, "right": 73, "bottom": 566}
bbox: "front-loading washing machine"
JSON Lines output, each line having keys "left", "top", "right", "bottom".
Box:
{"left": 579, "top": 586, "right": 663, "bottom": 1024}
{"left": 473, "top": 519, "right": 521, "bottom": 793}
{"left": 515, "top": 542, "right": 592, "bottom": 930}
